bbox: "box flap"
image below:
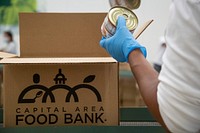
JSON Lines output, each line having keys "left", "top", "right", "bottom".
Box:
{"left": 19, "top": 13, "right": 109, "bottom": 58}
{"left": 0, "top": 52, "right": 18, "bottom": 59}
{"left": 134, "top": 19, "right": 154, "bottom": 39}
{"left": 0, "top": 57, "right": 117, "bottom": 64}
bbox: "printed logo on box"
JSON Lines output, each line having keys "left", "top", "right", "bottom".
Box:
{"left": 15, "top": 69, "right": 106, "bottom": 126}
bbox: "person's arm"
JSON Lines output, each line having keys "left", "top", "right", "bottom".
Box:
{"left": 100, "top": 16, "right": 169, "bottom": 131}
{"left": 128, "top": 49, "right": 169, "bottom": 130}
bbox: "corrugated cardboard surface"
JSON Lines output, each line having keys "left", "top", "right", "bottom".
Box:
{"left": 3, "top": 13, "right": 119, "bottom": 127}
{"left": 19, "top": 13, "right": 109, "bottom": 58}
{"left": 0, "top": 57, "right": 116, "bottom": 64}
{"left": 4, "top": 63, "right": 118, "bottom": 127}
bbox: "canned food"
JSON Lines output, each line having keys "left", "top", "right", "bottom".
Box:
{"left": 109, "top": 0, "right": 141, "bottom": 10}
{"left": 101, "top": 6, "right": 138, "bottom": 38}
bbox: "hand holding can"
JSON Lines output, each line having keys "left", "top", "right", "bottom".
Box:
{"left": 101, "top": 6, "right": 138, "bottom": 38}
{"left": 100, "top": 16, "right": 146, "bottom": 62}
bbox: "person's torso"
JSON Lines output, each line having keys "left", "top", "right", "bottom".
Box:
{"left": 158, "top": 0, "right": 200, "bottom": 132}
{"left": 4, "top": 42, "right": 17, "bottom": 54}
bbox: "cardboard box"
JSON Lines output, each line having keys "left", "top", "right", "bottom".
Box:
{"left": 0, "top": 12, "right": 153, "bottom": 127}
{"left": 2, "top": 58, "right": 118, "bottom": 127}
{"left": 0, "top": 13, "right": 119, "bottom": 127}
{"left": 19, "top": 13, "right": 110, "bottom": 58}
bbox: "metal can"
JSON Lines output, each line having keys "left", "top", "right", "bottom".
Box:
{"left": 101, "top": 6, "right": 138, "bottom": 38}
{"left": 109, "top": 0, "right": 141, "bottom": 10}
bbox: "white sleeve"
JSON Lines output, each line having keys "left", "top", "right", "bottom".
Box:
{"left": 157, "top": 0, "right": 200, "bottom": 132}
{"left": 153, "top": 37, "right": 166, "bottom": 65}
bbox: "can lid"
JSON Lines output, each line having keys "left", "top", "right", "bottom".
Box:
{"left": 109, "top": 0, "right": 141, "bottom": 10}
{"left": 108, "top": 6, "right": 138, "bottom": 31}
{"left": 126, "top": 0, "right": 141, "bottom": 9}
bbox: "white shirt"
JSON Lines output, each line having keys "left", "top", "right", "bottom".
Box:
{"left": 0, "top": 41, "right": 17, "bottom": 54}
{"left": 157, "top": 0, "right": 200, "bottom": 132}
{"left": 154, "top": 37, "right": 166, "bottom": 65}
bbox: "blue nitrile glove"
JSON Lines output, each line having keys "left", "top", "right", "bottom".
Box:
{"left": 100, "top": 16, "right": 147, "bottom": 62}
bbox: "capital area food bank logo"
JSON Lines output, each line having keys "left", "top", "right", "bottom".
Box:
{"left": 18, "top": 69, "right": 102, "bottom": 103}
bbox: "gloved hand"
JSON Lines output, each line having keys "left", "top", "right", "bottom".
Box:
{"left": 100, "top": 16, "right": 147, "bottom": 62}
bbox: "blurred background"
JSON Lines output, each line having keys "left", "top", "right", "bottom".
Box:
{"left": 0, "top": 0, "right": 170, "bottom": 107}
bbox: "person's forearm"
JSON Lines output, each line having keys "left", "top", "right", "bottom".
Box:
{"left": 128, "top": 49, "right": 169, "bottom": 131}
